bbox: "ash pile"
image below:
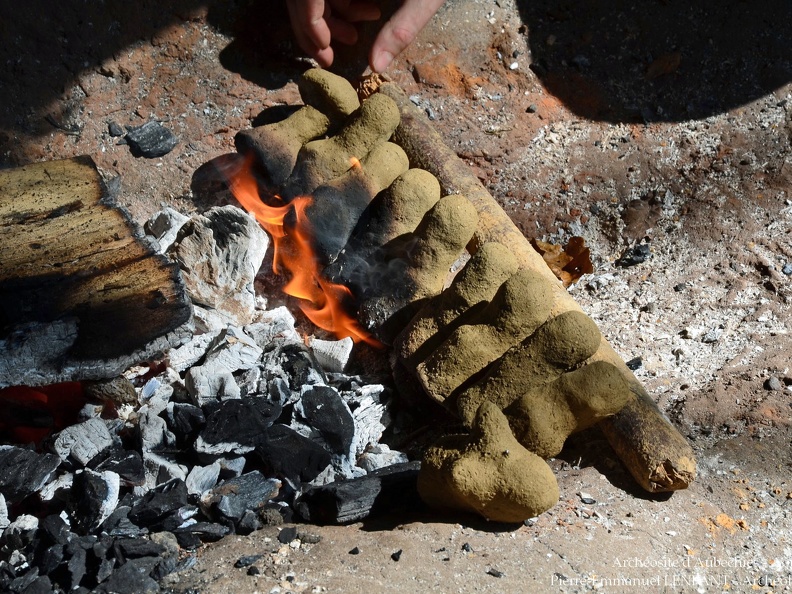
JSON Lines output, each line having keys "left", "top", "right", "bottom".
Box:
{"left": 0, "top": 204, "right": 418, "bottom": 594}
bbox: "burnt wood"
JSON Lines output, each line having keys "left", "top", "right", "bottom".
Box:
{"left": 0, "top": 156, "right": 191, "bottom": 386}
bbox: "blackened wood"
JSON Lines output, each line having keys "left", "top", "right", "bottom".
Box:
{"left": 0, "top": 156, "right": 192, "bottom": 386}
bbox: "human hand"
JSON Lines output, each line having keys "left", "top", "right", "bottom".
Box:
{"left": 286, "top": 0, "right": 445, "bottom": 72}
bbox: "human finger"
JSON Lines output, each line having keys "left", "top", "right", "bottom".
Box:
{"left": 369, "top": 0, "right": 444, "bottom": 72}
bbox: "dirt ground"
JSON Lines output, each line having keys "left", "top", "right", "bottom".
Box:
{"left": 2, "top": 0, "right": 792, "bottom": 592}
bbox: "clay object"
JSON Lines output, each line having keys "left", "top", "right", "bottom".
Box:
{"left": 454, "top": 311, "right": 631, "bottom": 458}
{"left": 234, "top": 106, "right": 330, "bottom": 187}
{"left": 418, "top": 401, "right": 559, "bottom": 522}
{"left": 298, "top": 68, "right": 361, "bottom": 123}
{"left": 357, "top": 193, "right": 479, "bottom": 341}
{"left": 326, "top": 168, "right": 442, "bottom": 292}
{"left": 282, "top": 92, "right": 401, "bottom": 199}
{"left": 301, "top": 141, "right": 409, "bottom": 265}
{"left": 415, "top": 269, "right": 553, "bottom": 402}
{"left": 393, "top": 242, "right": 521, "bottom": 368}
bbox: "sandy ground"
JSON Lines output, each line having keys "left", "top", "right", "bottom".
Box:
{"left": 2, "top": 0, "right": 792, "bottom": 592}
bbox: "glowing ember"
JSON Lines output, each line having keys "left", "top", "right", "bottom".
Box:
{"left": 228, "top": 158, "right": 380, "bottom": 347}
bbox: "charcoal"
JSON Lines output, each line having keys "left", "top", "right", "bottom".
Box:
{"left": 185, "top": 463, "right": 221, "bottom": 496}
{"left": 98, "top": 556, "right": 159, "bottom": 594}
{"left": 65, "top": 545, "right": 87, "bottom": 590}
{"left": 140, "top": 452, "right": 187, "bottom": 490}
{"left": 39, "top": 514, "right": 70, "bottom": 546}
{"left": 297, "top": 385, "right": 355, "bottom": 455}
{"left": 277, "top": 526, "right": 298, "bottom": 544}
{"left": 38, "top": 472, "right": 73, "bottom": 502}
{"left": 234, "top": 554, "right": 263, "bottom": 568}
{"left": 0, "top": 494, "right": 8, "bottom": 532}
{"left": 125, "top": 121, "right": 178, "bottom": 158}
{"left": 92, "top": 534, "right": 114, "bottom": 559}
{"left": 195, "top": 398, "right": 281, "bottom": 455}
{"left": 138, "top": 407, "right": 176, "bottom": 453}
{"left": 308, "top": 337, "right": 353, "bottom": 373}
{"left": 184, "top": 364, "right": 241, "bottom": 406}
{"left": 36, "top": 544, "right": 64, "bottom": 577}
{"left": 102, "top": 506, "right": 148, "bottom": 539}
{"left": 68, "top": 469, "right": 120, "bottom": 534}
{"left": 9, "top": 568, "right": 40, "bottom": 594}
{"left": 145, "top": 207, "right": 190, "bottom": 254}
{"left": 295, "top": 461, "right": 421, "bottom": 524}
{"left": 157, "top": 505, "right": 199, "bottom": 533}
{"left": 236, "top": 510, "right": 261, "bottom": 535}
{"left": 52, "top": 418, "right": 114, "bottom": 466}
{"left": 128, "top": 479, "right": 188, "bottom": 530}
{"left": 261, "top": 342, "right": 326, "bottom": 390}
{"left": 150, "top": 554, "right": 178, "bottom": 581}
{"left": 255, "top": 424, "right": 332, "bottom": 483}
{"left": 20, "top": 574, "right": 51, "bottom": 594}
{"left": 268, "top": 377, "right": 295, "bottom": 407}
{"left": 201, "top": 471, "right": 281, "bottom": 523}
{"left": 165, "top": 403, "right": 205, "bottom": 443}
{"left": 3, "top": 515, "right": 39, "bottom": 550}
{"left": 112, "top": 538, "right": 165, "bottom": 564}
{"left": 91, "top": 450, "right": 145, "bottom": 487}
{"left": 244, "top": 307, "right": 301, "bottom": 347}
{"left": 615, "top": 243, "right": 651, "bottom": 267}
{"left": 172, "top": 522, "right": 229, "bottom": 548}
{"left": 96, "top": 556, "right": 116, "bottom": 584}
{"left": 0, "top": 446, "right": 61, "bottom": 503}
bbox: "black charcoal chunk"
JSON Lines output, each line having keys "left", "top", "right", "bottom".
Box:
{"left": 201, "top": 471, "right": 281, "bottom": 523}
{"left": 172, "top": 522, "right": 229, "bottom": 548}
{"left": 0, "top": 446, "right": 61, "bottom": 503}
{"left": 234, "top": 554, "right": 263, "bottom": 568}
{"left": 107, "top": 121, "right": 125, "bottom": 137}
{"left": 295, "top": 462, "right": 421, "bottom": 524}
{"left": 125, "top": 121, "right": 178, "bottom": 158}
{"left": 20, "top": 575, "right": 52, "bottom": 594}
{"left": 255, "top": 424, "right": 332, "bottom": 483}
{"left": 91, "top": 449, "right": 145, "bottom": 487}
{"left": 112, "top": 538, "right": 166, "bottom": 564}
{"left": 195, "top": 398, "right": 281, "bottom": 455}
{"left": 39, "top": 514, "right": 71, "bottom": 546}
{"left": 277, "top": 526, "right": 298, "bottom": 544}
{"left": 128, "top": 479, "right": 188, "bottom": 530}
{"left": 98, "top": 557, "right": 159, "bottom": 594}
{"left": 102, "top": 506, "right": 148, "bottom": 538}
{"left": 391, "top": 549, "right": 402, "bottom": 562}
{"left": 298, "top": 386, "right": 354, "bottom": 455}
{"left": 165, "top": 403, "right": 205, "bottom": 443}
{"left": 236, "top": 510, "right": 261, "bottom": 535}
{"left": 615, "top": 243, "right": 651, "bottom": 267}
{"left": 68, "top": 469, "right": 120, "bottom": 534}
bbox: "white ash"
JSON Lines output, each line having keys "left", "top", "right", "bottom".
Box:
{"left": 168, "top": 330, "right": 222, "bottom": 372}
{"left": 185, "top": 364, "right": 241, "bottom": 406}
{"left": 358, "top": 444, "right": 410, "bottom": 472}
{"left": 39, "top": 472, "right": 74, "bottom": 502}
{"left": 308, "top": 336, "right": 354, "bottom": 373}
{"left": 52, "top": 418, "right": 115, "bottom": 465}
{"left": 145, "top": 207, "right": 189, "bottom": 253}
{"left": 0, "top": 494, "right": 8, "bottom": 534}
{"left": 186, "top": 463, "right": 222, "bottom": 496}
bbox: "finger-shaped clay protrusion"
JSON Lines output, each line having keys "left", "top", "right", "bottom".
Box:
{"left": 298, "top": 68, "right": 360, "bottom": 123}
{"left": 503, "top": 360, "right": 630, "bottom": 458}
{"left": 455, "top": 310, "right": 602, "bottom": 426}
{"left": 234, "top": 106, "right": 330, "bottom": 187}
{"left": 357, "top": 193, "right": 479, "bottom": 341}
{"left": 300, "top": 142, "right": 409, "bottom": 264}
{"left": 416, "top": 269, "right": 553, "bottom": 402}
{"left": 283, "top": 93, "right": 401, "bottom": 199}
{"left": 418, "top": 401, "right": 560, "bottom": 522}
{"left": 393, "top": 242, "right": 520, "bottom": 367}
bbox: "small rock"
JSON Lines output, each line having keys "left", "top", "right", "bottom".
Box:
{"left": 125, "top": 121, "right": 178, "bottom": 158}
{"left": 615, "top": 244, "right": 651, "bottom": 267}
{"left": 526, "top": 104, "right": 538, "bottom": 113}
{"left": 247, "top": 566, "right": 261, "bottom": 576}
{"left": 782, "top": 263, "right": 792, "bottom": 275}
{"left": 487, "top": 568, "right": 505, "bottom": 578}
{"left": 234, "top": 555, "right": 264, "bottom": 568}
{"left": 349, "top": 547, "right": 361, "bottom": 555}
{"left": 625, "top": 357, "right": 642, "bottom": 371}
{"left": 764, "top": 377, "right": 784, "bottom": 391}
{"left": 107, "top": 121, "right": 125, "bottom": 137}
{"left": 278, "top": 526, "right": 298, "bottom": 544}
{"left": 578, "top": 492, "right": 596, "bottom": 505}
{"left": 391, "top": 549, "right": 402, "bottom": 562}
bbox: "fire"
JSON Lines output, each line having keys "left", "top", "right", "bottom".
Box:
{"left": 228, "top": 158, "right": 381, "bottom": 347}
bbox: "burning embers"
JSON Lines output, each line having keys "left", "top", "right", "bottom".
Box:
{"left": 228, "top": 160, "right": 378, "bottom": 346}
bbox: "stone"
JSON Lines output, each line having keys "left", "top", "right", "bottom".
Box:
{"left": 82, "top": 376, "right": 138, "bottom": 406}
{"left": 419, "top": 402, "right": 559, "bottom": 522}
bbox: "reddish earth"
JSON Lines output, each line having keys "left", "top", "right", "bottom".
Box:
{"left": 2, "top": 1, "right": 792, "bottom": 592}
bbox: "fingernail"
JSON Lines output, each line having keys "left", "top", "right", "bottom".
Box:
{"left": 372, "top": 51, "right": 394, "bottom": 73}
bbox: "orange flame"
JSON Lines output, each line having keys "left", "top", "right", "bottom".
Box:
{"left": 228, "top": 158, "right": 381, "bottom": 347}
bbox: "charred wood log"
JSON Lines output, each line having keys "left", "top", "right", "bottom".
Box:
{"left": 0, "top": 156, "right": 192, "bottom": 387}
